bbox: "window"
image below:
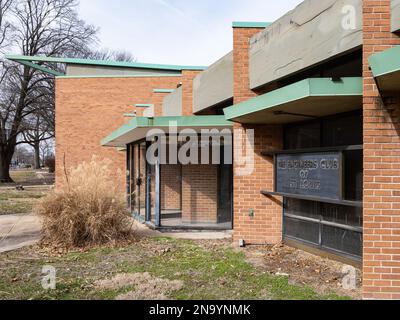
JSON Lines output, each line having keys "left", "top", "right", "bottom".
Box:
{"left": 283, "top": 111, "right": 363, "bottom": 260}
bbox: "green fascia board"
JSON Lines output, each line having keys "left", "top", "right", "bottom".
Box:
{"left": 14, "top": 59, "right": 65, "bottom": 77}
{"left": 369, "top": 46, "right": 400, "bottom": 78}
{"left": 101, "top": 116, "right": 232, "bottom": 146}
{"left": 153, "top": 89, "right": 175, "bottom": 93}
{"left": 135, "top": 104, "right": 154, "bottom": 108}
{"left": 6, "top": 54, "right": 207, "bottom": 71}
{"left": 101, "top": 117, "right": 150, "bottom": 146}
{"left": 232, "top": 21, "right": 271, "bottom": 28}
{"left": 223, "top": 77, "right": 363, "bottom": 121}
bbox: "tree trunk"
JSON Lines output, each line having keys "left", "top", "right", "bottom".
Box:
{"left": 0, "top": 149, "right": 13, "bottom": 183}
{"left": 34, "top": 141, "right": 40, "bottom": 169}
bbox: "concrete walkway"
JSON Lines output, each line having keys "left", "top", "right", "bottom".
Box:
{"left": 0, "top": 214, "right": 42, "bottom": 253}
{"left": 0, "top": 215, "right": 232, "bottom": 254}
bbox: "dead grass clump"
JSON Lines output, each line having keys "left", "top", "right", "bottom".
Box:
{"left": 94, "top": 272, "right": 184, "bottom": 300}
{"left": 36, "top": 156, "right": 134, "bottom": 248}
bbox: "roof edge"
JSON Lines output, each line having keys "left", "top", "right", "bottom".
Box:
{"left": 232, "top": 21, "right": 271, "bottom": 28}
{"left": 6, "top": 54, "right": 208, "bottom": 72}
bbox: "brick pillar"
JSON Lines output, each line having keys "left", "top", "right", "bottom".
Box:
{"left": 363, "top": 0, "right": 400, "bottom": 299}
{"left": 181, "top": 70, "right": 202, "bottom": 116}
{"left": 232, "top": 25, "right": 283, "bottom": 245}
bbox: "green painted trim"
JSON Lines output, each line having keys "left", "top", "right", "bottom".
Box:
{"left": 232, "top": 21, "right": 271, "bottom": 28}
{"left": 14, "top": 59, "right": 65, "bottom": 77}
{"left": 6, "top": 54, "right": 207, "bottom": 71}
{"left": 223, "top": 77, "right": 363, "bottom": 121}
{"left": 153, "top": 89, "right": 175, "bottom": 93}
{"left": 135, "top": 104, "right": 154, "bottom": 108}
{"left": 369, "top": 46, "right": 400, "bottom": 78}
{"left": 55, "top": 74, "right": 182, "bottom": 79}
{"left": 101, "top": 116, "right": 233, "bottom": 146}
{"left": 124, "top": 114, "right": 137, "bottom": 117}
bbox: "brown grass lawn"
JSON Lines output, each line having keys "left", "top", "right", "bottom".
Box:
{"left": 0, "top": 238, "right": 354, "bottom": 300}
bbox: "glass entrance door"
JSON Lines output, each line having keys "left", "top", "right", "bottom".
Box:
{"left": 131, "top": 142, "right": 147, "bottom": 220}
{"left": 138, "top": 142, "right": 147, "bottom": 217}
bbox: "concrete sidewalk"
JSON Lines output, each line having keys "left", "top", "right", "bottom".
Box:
{"left": 0, "top": 214, "right": 42, "bottom": 253}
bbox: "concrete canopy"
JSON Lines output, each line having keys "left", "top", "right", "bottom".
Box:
{"left": 101, "top": 116, "right": 233, "bottom": 148}
{"left": 369, "top": 46, "right": 400, "bottom": 94}
{"left": 249, "top": 0, "right": 362, "bottom": 89}
{"left": 193, "top": 52, "right": 234, "bottom": 113}
{"left": 223, "top": 77, "right": 362, "bottom": 124}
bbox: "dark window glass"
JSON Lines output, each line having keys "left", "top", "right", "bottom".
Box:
{"left": 320, "top": 203, "right": 362, "bottom": 227}
{"left": 344, "top": 150, "right": 363, "bottom": 201}
{"left": 322, "top": 225, "right": 362, "bottom": 257}
{"left": 284, "top": 217, "right": 320, "bottom": 245}
{"left": 284, "top": 198, "right": 319, "bottom": 220}
{"left": 322, "top": 113, "right": 362, "bottom": 147}
{"left": 284, "top": 122, "right": 321, "bottom": 149}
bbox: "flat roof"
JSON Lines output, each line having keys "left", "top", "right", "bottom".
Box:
{"left": 224, "top": 77, "right": 363, "bottom": 124}
{"left": 102, "top": 116, "right": 233, "bottom": 147}
{"left": 6, "top": 55, "right": 208, "bottom": 76}
{"left": 369, "top": 46, "right": 400, "bottom": 93}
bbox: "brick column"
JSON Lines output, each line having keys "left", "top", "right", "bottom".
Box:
{"left": 232, "top": 25, "right": 283, "bottom": 245}
{"left": 181, "top": 70, "right": 202, "bottom": 116}
{"left": 363, "top": 0, "right": 400, "bottom": 299}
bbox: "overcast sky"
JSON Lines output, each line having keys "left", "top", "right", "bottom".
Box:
{"left": 79, "top": 0, "right": 303, "bottom": 66}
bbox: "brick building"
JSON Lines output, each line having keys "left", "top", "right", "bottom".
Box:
{"left": 7, "top": 0, "right": 400, "bottom": 299}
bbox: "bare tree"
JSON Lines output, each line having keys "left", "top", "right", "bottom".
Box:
{"left": 85, "top": 48, "right": 136, "bottom": 62}
{"left": 22, "top": 111, "right": 54, "bottom": 169}
{"left": 0, "top": 0, "right": 13, "bottom": 53}
{"left": 0, "top": 0, "right": 98, "bottom": 182}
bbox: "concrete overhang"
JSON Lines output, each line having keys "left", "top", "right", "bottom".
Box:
{"left": 102, "top": 116, "right": 233, "bottom": 148}
{"left": 369, "top": 46, "right": 400, "bottom": 94}
{"left": 193, "top": 52, "right": 234, "bottom": 114}
{"left": 392, "top": 0, "right": 400, "bottom": 32}
{"left": 249, "top": 0, "right": 362, "bottom": 89}
{"left": 223, "top": 77, "right": 362, "bottom": 124}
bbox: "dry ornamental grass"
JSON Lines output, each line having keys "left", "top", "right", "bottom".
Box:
{"left": 36, "top": 156, "right": 134, "bottom": 248}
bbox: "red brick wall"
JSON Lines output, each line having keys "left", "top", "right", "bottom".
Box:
{"left": 181, "top": 70, "right": 202, "bottom": 116}
{"left": 182, "top": 165, "right": 218, "bottom": 224}
{"left": 363, "top": 0, "right": 400, "bottom": 299}
{"left": 55, "top": 76, "right": 181, "bottom": 188}
{"left": 161, "top": 164, "right": 182, "bottom": 210}
{"left": 232, "top": 26, "right": 283, "bottom": 244}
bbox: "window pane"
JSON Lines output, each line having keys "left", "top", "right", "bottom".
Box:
{"left": 284, "top": 122, "right": 321, "bottom": 149}
{"left": 320, "top": 203, "right": 362, "bottom": 227}
{"left": 344, "top": 150, "right": 363, "bottom": 201}
{"left": 284, "top": 198, "right": 319, "bottom": 220}
{"left": 322, "top": 225, "right": 362, "bottom": 258}
{"left": 323, "top": 113, "right": 362, "bottom": 147}
{"left": 284, "top": 217, "right": 320, "bottom": 245}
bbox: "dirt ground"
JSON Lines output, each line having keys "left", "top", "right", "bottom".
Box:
{"left": 242, "top": 243, "right": 362, "bottom": 300}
